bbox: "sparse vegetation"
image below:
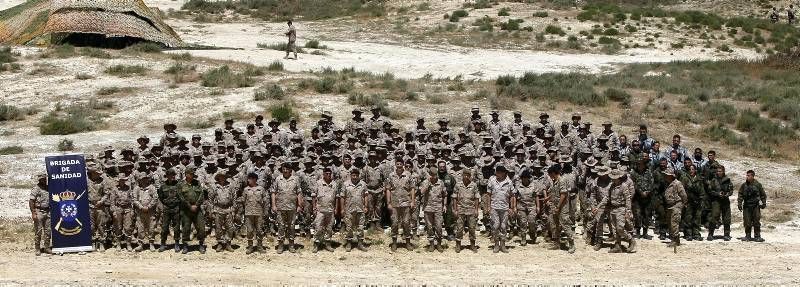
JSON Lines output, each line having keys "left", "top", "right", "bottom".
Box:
{"left": 254, "top": 84, "right": 285, "bottom": 101}
{"left": 201, "top": 65, "right": 255, "bottom": 88}
{"left": 267, "top": 60, "right": 284, "bottom": 71}
{"left": 39, "top": 103, "right": 106, "bottom": 135}
{"left": 0, "top": 146, "right": 23, "bottom": 155}
{"left": 57, "top": 139, "right": 74, "bottom": 151}
{"left": 182, "top": 0, "right": 386, "bottom": 21}
{"left": 164, "top": 62, "right": 199, "bottom": 83}
{"left": 0, "top": 104, "right": 24, "bottom": 121}
{"left": 257, "top": 42, "right": 305, "bottom": 53}
{"left": 269, "top": 100, "right": 298, "bottom": 123}
{"left": 449, "top": 9, "right": 468, "bottom": 22}
{"left": 545, "top": 25, "right": 566, "bottom": 36}
{"left": 123, "top": 42, "right": 163, "bottom": 54}
{"left": 304, "top": 40, "right": 327, "bottom": 49}
{"left": 104, "top": 64, "right": 149, "bottom": 77}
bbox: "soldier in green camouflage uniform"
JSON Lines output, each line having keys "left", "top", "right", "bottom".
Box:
{"left": 178, "top": 167, "right": 207, "bottom": 254}
{"left": 630, "top": 155, "right": 654, "bottom": 239}
{"left": 157, "top": 169, "right": 182, "bottom": 252}
{"left": 679, "top": 165, "right": 705, "bottom": 241}
{"left": 663, "top": 169, "right": 688, "bottom": 247}
{"left": 738, "top": 170, "right": 767, "bottom": 242}
{"left": 707, "top": 165, "right": 733, "bottom": 241}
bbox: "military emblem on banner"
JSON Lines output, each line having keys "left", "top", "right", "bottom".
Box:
{"left": 51, "top": 190, "right": 86, "bottom": 236}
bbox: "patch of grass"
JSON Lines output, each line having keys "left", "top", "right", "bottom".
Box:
{"left": 267, "top": 60, "right": 284, "bottom": 71}
{"left": 314, "top": 76, "right": 337, "bottom": 93}
{"left": 257, "top": 42, "right": 306, "bottom": 53}
{"left": 57, "top": 139, "right": 74, "bottom": 151}
{"left": 702, "top": 123, "right": 743, "bottom": 146}
{"left": 427, "top": 93, "right": 448, "bottom": 105}
{"left": 170, "top": 52, "right": 193, "bottom": 61}
{"left": 498, "top": 7, "right": 510, "bottom": 16}
{"left": 39, "top": 103, "right": 106, "bottom": 135}
{"left": 79, "top": 47, "right": 112, "bottom": 58}
{"left": 201, "top": 65, "right": 255, "bottom": 88}
{"left": 500, "top": 19, "right": 523, "bottom": 31}
{"left": 532, "top": 11, "right": 549, "bottom": 18}
{"left": 75, "top": 73, "right": 93, "bottom": 80}
{"left": 0, "top": 104, "right": 24, "bottom": 121}
{"left": 449, "top": 9, "right": 468, "bottom": 22}
{"left": 104, "top": 64, "right": 149, "bottom": 77}
{"left": 0, "top": 47, "right": 18, "bottom": 64}
{"left": 700, "top": 101, "right": 738, "bottom": 124}
{"left": 254, "top": 84, "right": 285, "bottom": 101}
{"left": 496, "top": 72, "right": 607, "bottom": 107}
{"left": 472, "top": 16, "right": 494, "bottom": 32}
{"left": 488, "top": 94, "right": 515, "bottom": 109}
{"left": 304, "top": 40, "right": 327, "bottom": 49}
{"left": 545, "top": 25, "right": 566, "bottom": 36}
{"left": 0, "top": 146, "right": 23, "bottom": 155}
{"left": 181, "top": 116, "right": 218, "bottom": 129}
{"left": 269, "top": 100, "right": 298, "bottom": 123}
{"left": 164, "top": 62, "right": 199, "bottom": 83}
{"left": 603, "top": 88, "right": 631, "bottom": 106}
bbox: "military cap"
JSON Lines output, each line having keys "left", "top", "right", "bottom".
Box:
{"left": 571, "top": 113, "right": 581, "bottom": 119}
{"left": 561, "top": 121, "right": 569, "bottom": 127}
{"left": 368, "top": 151, "right": 378, "bottom": 157}
{"left": 595, "top": 166, "right": 610, "bottom": 176}
{"left": 117, "top": 176, "right": 130, "bottom": 183}
{"left": 602, "top": 121, "right": 612, "bottom": 126}
{"left": 560, "top": 155, "right": 572, "bottom": 163}
{"left": 370, "top": 105, "right": 381, "bottom": 111}
{"left": 662, "top": 168, "right": 676, "bottom": 177}
{"left": 513, "top": 111, "right": 522, "bottom": 116}
{"left": 490, "top": 110, "right": 499, "bottom": 115}
{"left": 515, "top": 148, "right": 525, "bottom": 155}
{"left": 583, "top": 122, "right": 592, "bottom": 127}
{"left": 547, "top": 146, "right": 558, "bottom": 153}
{"left": 539, "top": 112, "right": 549, "bottom": 119}
{"left": 609, "top": 169, "right": 625, "bottom": 179}
{"left": 471, "top": 106, "right": 480, "bottom": 112}
{"left": 352, "top": 109, "right": 363, "bottom": 114}
{"left": 584, "top": 157, "right": 598, "bottom": 167}
{"left": 185, "top": 166, "right": 196, "bottom": 174}
{"left": 520, "top": 169, "right": 532, "bottom": 178}
{"left": 425, "top": 154, "right": 436, "bottom": 160}
{"left": 37, "top": 173, "right": 47, "bottom": 180}
{"left": 495, "top": 165, "right": 508, "bottom": 173}
{"left": 581, "top": 147, "right": 593, "bottom": 154}
{"left": 597, "top": 134, "right": 609, "bottom": 141}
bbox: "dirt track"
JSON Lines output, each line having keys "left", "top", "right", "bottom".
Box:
{"left": 1, "top": 225, "right": 799, "bottom": 285}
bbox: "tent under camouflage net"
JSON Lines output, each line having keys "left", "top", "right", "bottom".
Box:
{"left": 0, "top": 0, "right": 184, "bottom": 47}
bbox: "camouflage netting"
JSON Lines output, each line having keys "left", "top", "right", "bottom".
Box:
{"left": 0, "top": 0, "right": 184, "bottom": 47}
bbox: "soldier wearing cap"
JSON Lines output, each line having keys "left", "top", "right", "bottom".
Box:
{"left": 487, "top": 164, "right": 515, "bottom": 253}
{"left": 312, "top": 168, "right": 337, "bottom": 252}
{"left": 87, "top": 167, "right": 109, "bottom": 251}
{"left": 209, "top": 172, "right": 236, "bottom": 252}
{"left": 177, "top": 167, "right": 207, "bottom": 254}
{"left": 384, "top": 160, "right": 415, "bottom": 251}
{"left": 630, "top": 153, "right": 655, "bottom": 239}
{"left": 599, "top": 169, "right": 637, "bottom": 253}
{"left": 452, "top": 168, "right": 479, "bottom": 252}
{"left": 135, "top": 135, "right": 151, "bottom": 157}
{"left": 514, "top": 167, "right": 544, "bottom": 247}
{"left": 157, "top": 168, "right": 182, "bottom": 252}
{"left": 589, "top": 166, "right": 612, "bottom": 249}
{"left": 110, "top": 175, "right": 136, "bottom": 251}
{"left": 133, "top": 175, "right": 158, "bottom": 252}
{"left": 363, "top": 151, "right": 384, "bottom": 230}
{"left": 30, "top": 174, "right": 51, "bottom": 255}
{"left": 271, "top": 163, "right": 303, "bottom": 254}
{"left": 488, "top": 110, "right": 503, "bottom": 140}
{"left": 339, "top": 168, "right": 369, "bottom": 251}
{"left": 663, "top": 168, "right": 687, "bottom": 247}
{"left": 242, "top": 173, "right": 269, "bottom": 254}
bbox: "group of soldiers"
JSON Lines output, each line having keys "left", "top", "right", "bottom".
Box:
{"left": 770, "top": 5, "right": 797, "bottom": 24}
{"left": 30, "top": 106, "right": 769, "bottom": 256}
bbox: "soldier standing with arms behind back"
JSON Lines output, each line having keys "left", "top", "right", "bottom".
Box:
{"left": 284, "top": 20, "right": 298, "bottom": 60}
{"left": 707, "top": 165, "right": 733, "bottom": 241}
{"left": 272, "top": 163, "right": 303, "bottom": 254}
{"left": 30, "top": 174, "right": 51, "bottom": 256}
{"left": 664, "top": 168, "right": 688, "bottom": 248}
{"left": 738, "top": 170, "right": 767, "bottom": 242}
{"left": 487, "top": 165, "right": 515, "bottom": 253}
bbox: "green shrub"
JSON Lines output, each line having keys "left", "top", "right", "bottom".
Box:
{"left": 267, "top": 60, "right": 284, "bottom": 71}
{"left": 532, "top": 11, "right": 549, "bottom": 18}
{"left": 0, "top": 104, "right": 24, "bottom": 121}
{"left": 314, "top": 76, "right": 337, "bottom": 93}
{"left": 269, "top": 100, "right": 297, "bottom": 123}
{"left": 488, "top": 94, "right": 515, "bottom": 109}
{"left": 498, "top": 7, "right": 510, "bottom": 16}
{"left": 545, "top": 25, "right": 566, "bottom": 36}
{"left": 104, "top": 64, "right": 149, "bottom": 77}
{"left": 0, "top": 46, "right": 17, "bottom": 64}
{"left": 304, "top": 40, "right": 327, "bottom": 49}
{"left": 736, "top": 109, "right": 795, "bottom": 146}
{"left": 604, "top": 28, "right": 619, "bottom": 36}
{"left": 39, "top": 104, "right": 105, "bottom": 135}
{"left": 500, "top": 19, "right": 523, "bottom": 31}
{"left": 598, "top": 36, "right": 619, "bottom": 45}
{"left": 254, "top": 84, "right": 285, "bottom": 101}
{"left": 0, "top": 146, "right": 23, "bottom": 155}
{"left": 427, "top": 93, "right": 448, "bottom": 104}
{"left": 40, "top": 45, "right": 76, "bottom": 58}
{"left": 57, "top": 139, "right": 74, "bottom": 151}
{"left": 257, "top": 42, "right": 305, "bottom": 53}
{"left": 496, "top": 72, "right": 606, "bottom": 107}
{"left": 702, "top": 101, "right": 738, "bottom": 123}
{"left": 604, "top": 88, "right": 631, "bottom": 106}
{"left": 201, "top": 65, "right": 255, "bottom": 88}
{"left": 79, "top": 47, "right": 112, "bottom": 59}
{"left": 450, "top": 9, "right": 468, "bottom": 22}
{"left": 702, "top": 123, "right": 743, "bottom": 145}
{"left": 473, "top": 16, "right": 494, "bottom": 32}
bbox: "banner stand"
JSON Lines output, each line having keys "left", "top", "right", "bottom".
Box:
{"left": 45, "top": 153, "right": 94, "bottom": 254}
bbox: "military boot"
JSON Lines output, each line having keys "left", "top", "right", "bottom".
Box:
{"left": 634, "top": 228, "right": 641, "bottom": 239}
{"left": 149, "top": 241, "right": 156, "bottom": 252}
{"left": 276, "top": 242, "right": 284, "bottom": 254}
{"left": 134, "top": 243, "right": 144, "bottom": 252}
{"left": 357, "top": 239, "right": 368, "bottom": 251}
{"left": 455, "top": 241, "right": 461, "bottom": 253}
{"left": 743, "top": 228, "right": 752, "bottom": 242}
{"left": 658, "top": 233, "right": 666, "bottom": 241}
{"left": 287, "top": 241, "right": 296, "bottom": 253}
{"left": 158, "top": 242, "right": 167, "bottom": 252}
{"left": 324, "top": 241, "right": 334, "bottom": 252}
{"left": 225, "top": 242, "right": 234, "bottom": 252}
{"left": 641, "top": 228, "right": 652, "bottom": 240}
{"left": 519, "top": 234, "right": 527, "bottom": 247}
{"left": 116, "top": 240, "right": 124, "bottom": 251}
{"left": 312, "top": 242, "right": 320, "bottom": 253}
{"left": 499, "top": 239, "right": 508, "bottom": 253}
{"left": 667, "top": 237, "right": 681, "bottom": 247}
{"left": 492, "top": 239, "right": 500, "bottom": 253}
{"left": 723, "top": 225, "right": 731, "bottom": 241}
{"left": 43, "top": 247, "right": 51, "bottom": 255}
{"left": 405, "top": 238, "right": 413, "bottom": 251}
{"left": 35, "top": 242, "right": 41, "bottom": 256}
{"left": 547, "top": 241, "right": 561, "bottom": 250}
{"left": 257, "top": 239, "right": 266, "bottom": 253}
{"left": 126, "top": 240, "right": 134, "bottom": 252}
{"left": 608, "top": 241, "right": 622, "bottom": 253}
{"left": 567, "top": 239, "right": 575, "bottom": 254}
{"left": 391, "top": 238, "right": 398, "bottom": 252}
{"left": 98, "top": 240, "right": 106, "bottom": 252}
{"left": 180, "top": 244, "right": 189, "bottom": 254}
{"left": 427, "top": 240, "right": 435, "bottom": 252}
{"left": 215, "top": 243, "right": 224, "bottom": 252}
{"left": 470, "top": 239, "right": 477, "bottom": 253}
{"left": 628, "top": 238, "right": 637, "bottom": 253}
{"left": 246, "top": 240, "right": 254, "bottom": 254}
{"left": 436, "top": 240, "right": 445, "bottom": 253}
{"left": 345, "top": 241, "right": 353, "bottom": 252}
{"left": 754, "top": 226, "right": 765, "bottom": 242}
{"left": 593, "top": 242, "right": 602, "bottom": 251}
{"left": 198, "top": 242, "right": 207, "bottom": 254}
{"left": 706, "top": 229, "right": 715, "bottom": 241}
{"left": 174, "top": 242, "right": 181, "bottom": 253}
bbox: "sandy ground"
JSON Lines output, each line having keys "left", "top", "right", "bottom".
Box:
{"left": 166, "top": 19, "right": 761, "bottom": 80}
